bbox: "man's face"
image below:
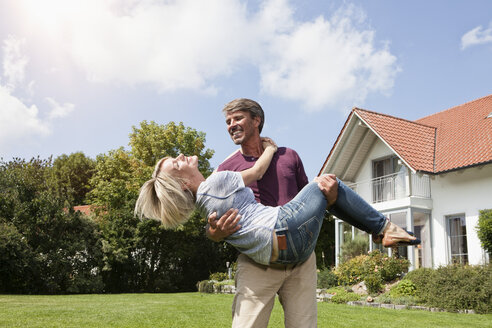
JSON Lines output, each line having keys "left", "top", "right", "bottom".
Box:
{"left": 225, "top": 110, "right": 260, "bottom": 145}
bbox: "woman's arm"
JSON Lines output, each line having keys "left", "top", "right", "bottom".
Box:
{"left": 241, "top": 137, "right": 277, "bottom": 186}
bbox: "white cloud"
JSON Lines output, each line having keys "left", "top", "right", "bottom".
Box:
{"left": 0, "top": 36, "right": 49, "bottom": 150}
{"left": 2, "top": 35, "right": 29, "bottom": 89}
{"left": 259, "top": 5, "right": 399, "bottom": 110}
{"left": 46, "top": 97, "right": 75, "bottom": 119}
{"left": 17, "top": 0, "right": 399, "bottom": 110}
{"left": 66, "top": 0, "right": 253, "bottom": 92}
{"left": 0, "top": 35, "right": 74, "bottom": 152}
{"left": 461, "top": 22, "right": 492, "bottom": 50}
{"left": 0, "top": 85, "right": 50, "bottom": 149}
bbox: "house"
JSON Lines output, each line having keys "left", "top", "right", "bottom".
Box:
{"left": 319, "top": 94, "right": 492, "bottom": 270}
{"left": 73, "top": 205, "right": 93, "bottom": 216}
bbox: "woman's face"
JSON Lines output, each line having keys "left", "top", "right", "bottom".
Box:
{"left": 160, "top": 154, "right": 199, "bottom": 179}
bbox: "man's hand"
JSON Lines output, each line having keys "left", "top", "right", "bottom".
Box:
{"left": 314, "top": 174, "right": 338, "bottom": 207}
{"left": 206, "top": 209, "right": 242, "bottom": 242}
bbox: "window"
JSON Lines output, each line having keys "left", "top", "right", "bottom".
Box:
{"left": 414, "top": 212, "right": 432, "bottom": 268}
{"left": 447, "top": 215, "right": 468, "bottom": 264}
{"left": 389, "top": 212, "right": 408, "bottom": 259}
{"left": 339, "top": 221, "right": 353, "bottom": 245}
{"left": 372, "top": 156, "right": 403, "bottom": 202}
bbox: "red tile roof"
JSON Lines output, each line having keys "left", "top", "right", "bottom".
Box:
{"left": 352, "top": 94, "right": 492, "bottom": 173}
{"left": 416, "top": 94, "right": 492, "bottom": 172}
{"left": 355, "top": 109, "right": 436, "bottom": 172}
{"left": 73, "top": 205, "right": 92, "bottom": 216}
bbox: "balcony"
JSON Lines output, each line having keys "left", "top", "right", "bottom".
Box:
{"left": 346, "top": 172, "right": 431, "bottom": 204}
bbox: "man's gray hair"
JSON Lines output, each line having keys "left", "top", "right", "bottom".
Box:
{"left": 222, "top": 98, "right": 265, "bottom": 133}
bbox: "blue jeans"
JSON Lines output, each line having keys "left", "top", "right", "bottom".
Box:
{"left": 273, "top": 179, "right": 387, "bottom": 264}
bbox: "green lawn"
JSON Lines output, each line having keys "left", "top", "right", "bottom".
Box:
{"left": 0, "top": 293, "right": 490, "bottom": 328}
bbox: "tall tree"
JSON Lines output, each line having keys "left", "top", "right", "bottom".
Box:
{"left": 129, "top": 120, "right": 214, "bottom": 173}
{"left": 477, "top": 209, "right": 492, "bottom": 254}
{"left": 0, "top": 222, "right": 37, "bottom": 293}
{"left": 51, "top": 152, "right": 96, "bottom": 205}
{"left": 89, "top": 121, "right": 235, "bottom": 292}
{"left": 0, "top": 157, "right": 103, "bottom": 294}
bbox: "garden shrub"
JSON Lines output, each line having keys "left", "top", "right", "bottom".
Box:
{"left": 406, "top": 264, "right": 492, "bottom": 314}
{"left": 364, "top": 273, "right": 383, "bottom": 294}
{"left": 334, "top": 250, "right": 409, "bottom": 287}
{"left": 208, "top": 262, "right": 236, "bottom": 282}
{"left": 403, "top": 267, "right": 434, "bottom": 288}
{"left": 197, "top": 280, "right": 215, "bottom": 293}
{"left": 197, "top": 279, "right": 234, "bottom": 293}
{"left": 390, "top": 279, "right": 416, "bottom": 297}
{"left": 377, "top": 293, "right": 417, "bottom": 306}
{"left": 402, "top": 267, "right": 435, "bottom": 299}
{"left": 325, "top": 287, "right": 361, "bottom": 304}
{"left": 317, "top": 268, "right": 338, "bottom": 288}
{"left": 209, "top": 272, "right": 228, "bottom": 281}
{"left": 215, "top": 279, "right": 234, "bottom": 286}
{"left": 334, "top": 255, "right": 365, "bottom": 285}
{"left": 367, "top": 251, "right": 410, "bottom": 282}
{"left": 477, "top": 209, "right": 492, "bottom": 254}
{"left": 340, "top": 235, "right": 369, "bottom": 263}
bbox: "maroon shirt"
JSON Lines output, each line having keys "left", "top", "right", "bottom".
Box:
{"left": 217, "top": 147, "right": 309, "bottom": 206}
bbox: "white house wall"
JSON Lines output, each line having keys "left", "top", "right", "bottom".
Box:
{"left": 430, "top": 164, "right": 492, "bottom": 266}
{"left": 345, "top": 136, "right": 490, "bottom": 268}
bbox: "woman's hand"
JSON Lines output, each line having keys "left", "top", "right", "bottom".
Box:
{"left": 261, "top": 137, "right": 277, "bottom": 152}
{"left": 241, "top": 137, "right": 277, "bottom": 185}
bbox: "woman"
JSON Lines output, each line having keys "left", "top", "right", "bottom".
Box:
{"left": 135, "top": 139, "right": 419, "bottom": 265}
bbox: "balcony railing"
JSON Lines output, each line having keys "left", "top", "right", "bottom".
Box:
{"left": 346, "top": 172, "right": 431, "bottom": 203}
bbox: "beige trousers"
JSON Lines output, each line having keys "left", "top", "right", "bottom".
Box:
{"left": 231, "top": 252, "right": 317, "bottom": 328}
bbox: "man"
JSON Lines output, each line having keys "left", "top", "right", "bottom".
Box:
{"left": 206, "top": 98, "right": 337, "bottom": 328}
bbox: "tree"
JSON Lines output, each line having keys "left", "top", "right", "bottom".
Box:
{"left": 89, "top": 121, "right": 235, "bottom": 292}
{"left": 86, "top": 148, "right": 144, "bottom": 291}
{"left": 129, "top": 120, "right": 214, "bottom": 173}
{"left": 339, "top": 234, "right": 369, "bottom": 263}
{"left": 51, "top": 152, "right": 96, "bottom": 205}
{"left": 0, "top": 222, "right": 37, "bottom": 293}
{"left": 0, "top": 157, "right": 103, "bottom": 294}
{"left": 477, "top": 209, "right": 492, "bottom": 254}
{"left": 315, "top": 215, "right": 336, "bottom": 268}
{"left": 0, "top": 121, "right": 236, "bottom": 294}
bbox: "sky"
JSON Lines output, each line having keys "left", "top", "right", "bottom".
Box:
{"left": 0, "top": 0, "right": 491, "bottom": 179}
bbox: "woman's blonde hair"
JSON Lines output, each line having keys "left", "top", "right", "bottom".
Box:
{"left": 134, "top": 157, "right": 195, "bottom": 228}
